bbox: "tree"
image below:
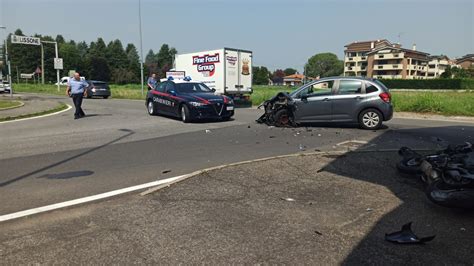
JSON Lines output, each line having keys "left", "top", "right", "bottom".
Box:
{"left": 88, "top": 57, "right": 110, "bottom": 81}
{"left": 106, "top": 39, "right": 128, "bottom": 70}
{"left": 59, "top": 43, "right": 81, "bottom": 76}
{"left": 272, "top": 69, "right": 285, "bottom": 84}
{"left": 283, "top": 68, "right": 297, "bottom": 76}
{"left": 305, "top": 53, "right": 343, "bottom": 78}
{"left": 253, "top": 66, "right": 270, "bottom": 85}
{"left": 125, "top": 43, "right": 141, "bottom": 83}
{"left": 155, "top": 44, "right": 174, "bottom": 77}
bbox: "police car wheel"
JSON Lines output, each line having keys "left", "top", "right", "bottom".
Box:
{"left": 181, "top": 105, "right": 192, "bottom": 123}
{"left": 147, "top": 101, "right": 156, "bottom": 116}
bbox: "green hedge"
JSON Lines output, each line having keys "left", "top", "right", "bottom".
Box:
{"left": 380, "top": 79, "right": 474, "bottom": 90}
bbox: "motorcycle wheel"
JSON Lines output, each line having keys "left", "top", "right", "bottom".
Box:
{"left": 426, "top": 179, "right": 474, "bottom": 209}
{"left": 396, "top": 158, "right": 423, "bottom": 175}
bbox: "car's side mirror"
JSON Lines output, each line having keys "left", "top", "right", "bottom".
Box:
{"left": 301, "top": 93, "right": 308, "bottom": 100}
{"left": 211, "top": 88, "right": 216, "bottom": 93}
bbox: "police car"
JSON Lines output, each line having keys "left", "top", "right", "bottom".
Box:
{"left": 146, "top": 77, "right": 234, "bottom": 122}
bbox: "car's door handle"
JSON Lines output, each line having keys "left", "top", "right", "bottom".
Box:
{"left": 323, "top": 98, "right": 330, "bottom": 101}
{"left": 354, "top": 96, "right": 362, "bottom": 100}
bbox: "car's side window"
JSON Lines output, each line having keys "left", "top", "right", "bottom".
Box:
{"left": 365, "top": 82, "right": 379, "bottom": 94}
{"left": 165, "top": 82, "right": 176, "bottom": 93}
{"left": 337, "top": 80, "right": 363, "bottom": 95}
{"left": 156, "top": 82, "right": 166, "bottom": 92}
{"left": 307, "top": 80, "right": 334, "bottom": 97}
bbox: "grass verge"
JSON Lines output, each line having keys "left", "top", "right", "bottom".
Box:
{"left": 0, "top": 100, "right": 24, "bottom": 110}
{"left": 12, "top": 83, "right": 474, "bottom": 117}
{"left": 0, "top": 102, "right": 69, "bottom": 122}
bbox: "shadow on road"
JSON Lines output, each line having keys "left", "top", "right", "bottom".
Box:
{"left": 0, "top": 129, "right": 135, "bottom": 187}
{"left": 319, "top": 125, "right": 474, "bottom": 264}
{"left": 37, "top": 170, "right": 94, "bottom": 180}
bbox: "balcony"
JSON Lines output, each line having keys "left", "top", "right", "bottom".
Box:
{"left": 345, "top": 66, "right": 361, "bottom": 72}
{"left": 375, "top": 75, "right": 403, "bottom": 79}
{"left": 344, "top": 56, "right": 367, "bottom": 63}
{"left": 374, "top": 53, "right": 404, "bottom": 60}
{"left": 373, "top": 64, "right": 403, "bottom": 70}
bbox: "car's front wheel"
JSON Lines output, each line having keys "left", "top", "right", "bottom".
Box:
{"left": 147, "top": 101, "right": 156, "bottom": 116}
{"left": 180, "top": 104, "right": 192, "bottom": 123}
{"left": 359, "top": 108, "right": 383, "bottom": 130}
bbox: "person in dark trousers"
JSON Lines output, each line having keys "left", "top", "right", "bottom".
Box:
{"left": 66, "top": 72, "right": 89, "bottom": 119}
{"left": 147, "top": 73, "right": 158, "bottom": 90}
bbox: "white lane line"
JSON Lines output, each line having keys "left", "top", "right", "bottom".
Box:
{"left": 0, "top": 174, "right": 189, "bottom": 222}
{"left": 0, "top": 104, "right": 72, "bottom": 124}
{"left": 0, "top": 148, "right": 422, "bottom": 223}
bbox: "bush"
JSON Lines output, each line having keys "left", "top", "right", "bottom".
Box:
{"left": 380, "top": 79, "right": 474, "bottom": 90}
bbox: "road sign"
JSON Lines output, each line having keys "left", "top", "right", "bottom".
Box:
{"left": 20, "top": 73, "right": 34, "bottom": 79}
{"left": 11, "top": 35, "right": 41, "bottom": 46}
{"left": 35, "top": 67, "right": 42, "bottom": 74}
{"left": 54, "top": 58, "right": 63, "bottom": 70}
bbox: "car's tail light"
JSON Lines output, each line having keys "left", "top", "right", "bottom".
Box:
{"left": 379, "top": 92, "right": 391, "bottom": 103}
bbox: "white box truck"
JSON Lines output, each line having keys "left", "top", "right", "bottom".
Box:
{"left": 173, "top": 48, "right": 253, "bottom": 99}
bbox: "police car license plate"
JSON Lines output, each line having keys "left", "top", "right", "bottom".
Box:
{"left": 227, "top": 106, "right": 234, "bottom": 111}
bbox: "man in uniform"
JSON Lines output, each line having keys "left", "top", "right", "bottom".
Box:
{"left": 66, "top": 72, "right": 89, "bottom": 119}
{"left": 147, "top": 73, "right": 158, "bottom": 90}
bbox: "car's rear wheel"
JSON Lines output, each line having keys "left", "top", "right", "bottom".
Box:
{"left": 147, "top": 101, "right": 156, "bottom": 116}
{"left": 180, "top": 104, "right": 192, "bottom": 123}
{"left": 359, "top": 109, "right": 382, "bottom": 130}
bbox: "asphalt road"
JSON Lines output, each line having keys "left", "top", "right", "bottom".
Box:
{"left": 1, "top": 94, "right": 473, "bottom": 215}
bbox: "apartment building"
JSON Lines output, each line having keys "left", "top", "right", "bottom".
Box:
{"left": 344, "top": 40, "right": 430, "bottom": 79}
{"left": 344, "top": 39, "right": 392, "bottom": 77}
{"left": 455, "top": 54, "right": 474, "bottom": 69}
{"left": 427, "top": 55, "right": 451, "bottom": 78}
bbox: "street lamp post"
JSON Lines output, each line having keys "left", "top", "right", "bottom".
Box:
{"left": 138, "top": 0, "right": 144, "bottom": 96}
{"left": 0, "top": 25, "right": 12, "bottom": 97}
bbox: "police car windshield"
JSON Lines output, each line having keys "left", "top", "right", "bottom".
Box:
{"left": 176, "top": 83, "right": 213, "bottom": 93}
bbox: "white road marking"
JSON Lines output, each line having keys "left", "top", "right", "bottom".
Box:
{"left": 0, "top": 174, "right": 189, "bottom": 222}
{"left": 0, "top": 148, "right": 439, "bottom": 223}
{"left": 0, "top": 104, "right": 72, "bottom": 124}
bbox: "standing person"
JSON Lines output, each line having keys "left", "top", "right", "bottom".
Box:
{"left": 147, "top": 73, "right": 158, "bottom": 90}
{"left": 66, "top": 72, "right": 89, "bottom": 119}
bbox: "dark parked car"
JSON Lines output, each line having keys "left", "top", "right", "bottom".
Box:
{"left": 146, "top": 78, "right": 234, "bottom": 123}
{"left": 258, "top": 77, "right": 393, "bottom": 130}
{"left": 86, "top": 80, "right": 111, "bottom": 99}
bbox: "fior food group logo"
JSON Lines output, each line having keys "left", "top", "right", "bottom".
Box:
{"left": 193, "top": 53, "right": 220, "bottom": 77}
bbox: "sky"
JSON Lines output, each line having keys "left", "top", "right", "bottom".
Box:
{"left": 1, "top": 0, "right": 473, "bottom": 71}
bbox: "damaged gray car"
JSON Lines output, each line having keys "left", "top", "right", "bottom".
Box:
{"left": 257, "top": 77, "right": 393, "bottom": 130}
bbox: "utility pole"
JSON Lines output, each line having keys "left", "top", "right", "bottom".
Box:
{"left": 138, "top": 0, "right": 144, "bottom": 96}
{"left": 41, "top": 43, "right": 44, "bottom": 84}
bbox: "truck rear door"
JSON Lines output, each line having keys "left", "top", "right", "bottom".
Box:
{"left": 224, "top": 50, "right": 252, "bottom": 95}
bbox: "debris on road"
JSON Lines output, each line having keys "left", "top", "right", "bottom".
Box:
{"left": 397, "top": 142, "right": 474, "bottom": 209}
{"left": 314, "top": 230, "right": 323, "bottom": 236}
{"left": 385, "top": 222, "right": 435, "bottom": 244}
{"left": 299, "top": 144, "right": 306, "bottom": 151}
{"left": 161, "top": 169, "right": 172, "bottom": 174}
{"left": 256, "top": 92, "right": 296, "bottom": 127}
{"left": 205, "top": 129, "right": 212, "bottom": 133}
{"left": 281, "top": 197, "right": 296, "bottom": 202}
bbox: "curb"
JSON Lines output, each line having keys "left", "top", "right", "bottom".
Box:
{"left": 0, "top": 101, "right": 25, "bottom": 111}
{"left": 0, "top": 103, "right": 71, "bottom": 124}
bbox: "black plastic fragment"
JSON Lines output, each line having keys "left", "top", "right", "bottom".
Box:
{"left": 385, "top": 222, "right": 435, "bottom": 244}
